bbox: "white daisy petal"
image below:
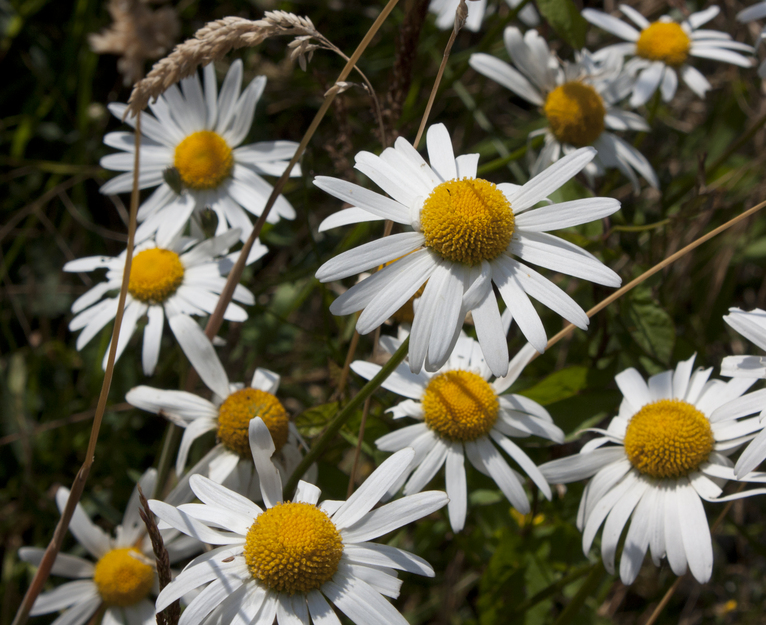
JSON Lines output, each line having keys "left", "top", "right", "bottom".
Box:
{"left": 306, "top": 590, "right": 342, "bottom": 625}
{"left": 30, "top": 581, "right": 99, "bottom": 615}
{"left": 55, "top": 489, "right": 111, "bottom": 559}
{"left": 444, "top": 442, "right": 467, "bottom": 532}
{"left": 340, "top": 491, "right": 448, "bottom": 543}
{"left": 313, "top": 177, "right": 410, "bottom": 225}
{"left": 582, "top": 9, "right": 640, "bottom": 41}
{"left": 322, "top": 576, "right": 407, "bottom": 625}
{"left": 426, "top": 123, "right": 457, "bottom": 182}
{"left": 469, "top": 54, "right": 544, "bottom": 105}
{"left": 342, "top": 544, "right": 434, "bottom": 577}
{"left": 332, "top": 448, "right": 415, "bottom": 529}
{"left": 18, "top": 548, "right": 95, "bottom": 579}
{"left": 169, "top": 315, "right": 230, "bottom": 399}
{"left": 49, "top": 596, "right": 101, "bottom": 625}
{"left": 248, "top": 418, "right": 283, "bottom": 508}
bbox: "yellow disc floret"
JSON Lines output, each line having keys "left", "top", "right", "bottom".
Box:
{"left": 93, "top": 548, "right": 154, "bottom": 607}
{"left": 244, "top": 502, "right": 343, "bottom": 594}
{"left": 543, "top": 82, "right": 606, "bottom": 147}
{"left": 128, "top": 248, "right": 184, "bottom": 303}
{"left": 217, "top": 388, "right": 289, "bottom": 457}
{"left": 174, "top": 130, "right": 234, "bottom": 190}
{"left": 623, "top": 399, "right": 714, "bottom": 479}
{"left": 636, "top": 21, "right": 691, "bottom": 67}
{"left": 420, "top": 178, "right": 514, "bottom": 265}
{"left": 422, "top": 370, "right": 499, "bottom": 441}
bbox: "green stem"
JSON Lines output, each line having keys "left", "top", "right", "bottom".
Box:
{"left": 476, "top": 136, "right": 542, "bottom": 176}
{"left": 154, "top": 423, "right": 182, "bottom": 499}
{"left": 511, "top": 562, "right": 594, "bottom": 616}
{"left": 283, "top": 336, "right": 410, "bottom": 498}
{"left": 552, "top": 560, "right": 606, "bottom": 625}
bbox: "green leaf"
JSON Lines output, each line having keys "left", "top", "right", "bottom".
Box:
{"left": 295, "top": 401, "right": 340, "bottom": 438}
{"left": 535, "top": 0, "right": 588, "bottom": 49}
{"left": 518, "top": 367, "right": 589, "bottom": 406}
{"left": 622, "top": 291, "right": 675, "bottom": 365}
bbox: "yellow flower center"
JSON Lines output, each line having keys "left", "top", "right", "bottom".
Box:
{"left": 543, "top": 82, "right": 606, "bottom": 147}
{"left": 623, "top": 399, "right": 714, "bottom": 479}
{"left": 422, "top": 370, "right": 499, "bottom": 441}
{"left": 217, "top": 388, "right": 289, "bottom": 458}
{"left": 93, "top": 548, "right": 154, "bottom": 607}
{"left": 244, "top": 502, "right": 343, "bottom": 594}
{"left": 173, "top": 130, "right": 234, "bottom": 190}
{"left": 420, "top": 178, "right": 514, "bottom": 266}
{"left": 636, "top": 21, "right": 691, "bottom": 67}
{"left": 128, "top": 248, "right": 184, "bottom": 303}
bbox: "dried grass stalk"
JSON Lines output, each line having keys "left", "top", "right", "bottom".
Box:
{"left": 126, "top": 11, "right": 321, "bottom": 116}
{"left": 137, "top": 485, "right": 178, "bottom": 625}
{"left": 89, "top": 0, "right": 180, "bottom": 86}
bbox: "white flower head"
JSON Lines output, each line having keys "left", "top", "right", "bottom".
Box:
{"left": 738, "top": 2, "right": 766, "bottom": 78}
{"left": 127, "top": 318, "right": 307, "bottom": 501}
{"left": 469, "top": 27, "right": 658, "bottom": 190}
{"left": 100, "top": 60, "right": 300, "bottom": 250}
{"left": 315, "top": 123, "right": 621, "bottom": 378}
{"left": 539, "top": 355, "right": 766, "bottom": 585}
{"left": 582, "top": 4, "right": 754, "bottom": 107}
{"left": 353, "top": 335, "right": 563, "bottom": 532}
{"left": 720, "top": 307, "right": 766, "bottom": 477}
{"left": 149, "top": 418, "right": 449, "bottom": 625}
{"left": 429, "top": 0, "right": 539, "bottom": 32}
{"left": 64, "top": 229, "right": 259, "bottom": 375}
{"left": 19, "top": 470, "right": 199, "bottom": 625}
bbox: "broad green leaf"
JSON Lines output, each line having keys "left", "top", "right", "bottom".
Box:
{"left": 518, "top": 366, "right": 589, "bottom": 406}
{"left": 623, "top": 292, "right": 675, "bottom": 365}
{"left": 535, "top": 0, "right": 588, "bottom": 49}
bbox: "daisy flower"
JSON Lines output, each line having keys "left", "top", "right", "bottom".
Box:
{"left": 539, "top": 355, "right": 766, "bottom": 584}
{"left": 720, "top": 308, "right": 766, "bottom": 476}
{"left": 352, "top": 333, "right": 563, "bottom": 532}
{"left": 149, "top": 418, "right": 449, "bottom": 625}
{"left": 429, "top": 0, "right": 538, "bottom": 32}
{"left": 469, "top": 27, "right": 658, "bottom": 190}
{"left": 19, "top": 470, "right": 199, "bottom": 625}
{"left": 314, "top": 123, "right": 621, "bottom": 378}
{"left": 64, "top": 229, "right": 258, "bottom": 375}
{"left": 738, "top": 2, "right": 766, "bottom": 77}
{"left": 100, "top": 59, "right": 299, "bottom": 249}
{"left": 126, "top": 316, "right": 307, "bottom": 501}
{"left": 582, "top": 5, "right": 754, "bottom": 107}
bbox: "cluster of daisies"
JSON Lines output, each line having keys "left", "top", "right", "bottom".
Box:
{"left": 19, "top": 2, "right": 766, "bottom": 625}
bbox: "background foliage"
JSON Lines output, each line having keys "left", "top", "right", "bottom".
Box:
{"left": 3, "top": 0, "right": 766, "bottom": 622}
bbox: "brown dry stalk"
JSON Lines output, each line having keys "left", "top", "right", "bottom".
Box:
{"left": 198, "top": 0, "right": 400, "bottom": 349}
{"left": 543, "top": 199, "right": 766, "bottom": 354}
{"left": 137, "top": 486, "right": 178, "bottom": 625}
{"left": 414, "top": 0, "right": 468, "bottom": 148}
{"left": 11, "top": 115, "right": 143, "bottom": 625}
{"left": 126, "top": 12, "right": 318, "bottom": 114}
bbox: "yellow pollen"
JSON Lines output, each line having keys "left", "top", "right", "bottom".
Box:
{"left": 173, "top": 130, "right": 233, "bottom": 190}
{"left": 420, "top": 178, "right": 514, "bottom": 265}
{"left": 244, "top": 502, "right": 343, "bottom": 594}
{"left": 636, "top": 21, "right": 691, "bottom": 67}
{"left": 422, "top": 370, "right": 499, "bottom": 441}
{"left": 93, "top": 548, "right": 154, "bottom": 607}
{"left": 543, "top": 82, "right": 606, "bottom": 147}
{"left": 128, "top": 248, "right": 184, "bottom": 303}
{"left": 623, "top": 399, "right": 714, "bottom": 479}
{"left": 217, "top": 388, "right": 289, "bottom": 458}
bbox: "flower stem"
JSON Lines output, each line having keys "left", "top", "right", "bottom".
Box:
{"left": 552, "top": 560, "right": 606, "bottom": 625}
{"left": 284, "top": 336, "right": 410, "bottom": 498}
{"left": 12, "top": 113, "right": 143, "bottom": 625}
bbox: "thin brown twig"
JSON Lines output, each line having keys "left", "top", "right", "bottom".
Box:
{"left": 413, "top": 0, "right": 467, "bottom": 149}
{"left": 11, "top": 115, "right": 143, "bottom": 625}
{"left": 198, "top": 0, "right": 400, "bottom": 348}
{"left": 543, "top": 199, "right": 766, "bottom": 354}
{"left": 137, "top": 486, "right": 178, "bottom": 625}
